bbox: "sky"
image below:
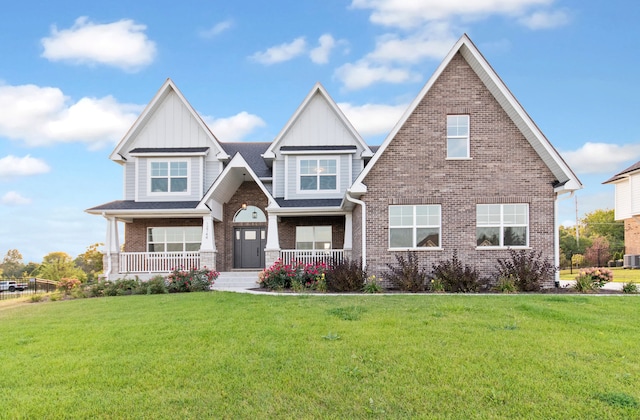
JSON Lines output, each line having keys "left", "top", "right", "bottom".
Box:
{"left": 1, "top": 0, "right": 639, "bottom": 263}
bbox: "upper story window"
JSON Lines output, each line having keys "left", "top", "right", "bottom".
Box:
{"left": 389, "top": 205, "right": 441, "bottom": 249}
{"left": 298, "top": 158, "right": 338, "bottom": 192}
{"left": 476, "top": 204, "right": 528, "bottom": 248}
{"left": 148, "top": 226, "right": 201, "bottom": 252}
{"left": 150, "top": 160, "right": 188, "bottom": 193}
{"left": 447, "top": 115, "right": 470, "bottom": 159}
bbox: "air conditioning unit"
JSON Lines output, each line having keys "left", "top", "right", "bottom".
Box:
{"left": 623, "top": 255, "right": 640, "bottom": 268}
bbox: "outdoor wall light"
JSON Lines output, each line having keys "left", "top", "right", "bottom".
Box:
{"left": 241, "top": 203, "right": 247, "bottom": 210}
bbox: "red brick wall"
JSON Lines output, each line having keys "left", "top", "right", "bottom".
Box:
{"left": 625, "top": 218, "right": 640, "bottom": 255}
{"left": 361, "top": 52, "right": 557, "bottom": 285}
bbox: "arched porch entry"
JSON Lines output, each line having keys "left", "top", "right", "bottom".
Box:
{"left": 233, "top": 205, "right": 267, "bottom": 269}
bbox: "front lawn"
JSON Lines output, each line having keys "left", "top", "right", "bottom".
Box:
{"left": 1, "top": 293, "right": 639, "bottom": 418}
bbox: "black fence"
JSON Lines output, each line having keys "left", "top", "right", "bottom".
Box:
{"left": 0, "top": 278, "right": 58, "bottom": 301}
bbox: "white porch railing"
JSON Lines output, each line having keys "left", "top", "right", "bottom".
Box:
{"left": 120, "top": 252, "right": 201, "bottom": 273}
{"left": 279, "top": 249, "right": 344, "bottom": 266}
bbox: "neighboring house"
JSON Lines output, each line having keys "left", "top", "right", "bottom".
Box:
{"left": 87, "top": 34, "right": 581, "bottom": 285}
{"left": 603, "top": 161, "right": 640, "bottom": 267}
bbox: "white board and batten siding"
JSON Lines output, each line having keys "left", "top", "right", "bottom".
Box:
{"left": 615, "top": 174, "right": 640, "bottom": 220}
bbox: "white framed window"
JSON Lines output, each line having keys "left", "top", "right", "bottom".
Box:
{"left": 147, "top": 227, "right": 202, "bottom": 252}
{"left": 298, "top": 158, "right": 338, "bottom": 193}
{"left": 476, "top": 204, "right": 528, "bottom": 248}
{"left": 149, "top": 160, "right": 189, "bottom": 194}
{"left": 296, "top": 226, "right": 332, "bottom": 250}
{"left": 389, "top": 205, "right": 441, "bottom": 249}
{"left": 447, "top": 115, "right": 470, "bottom": 159}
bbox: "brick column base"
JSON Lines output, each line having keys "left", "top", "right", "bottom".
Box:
{"left": 265, "top": 250, "right": 280, "bottom": 268}
{"left": 200, "top": 251, "right": 217, "bottom": 271}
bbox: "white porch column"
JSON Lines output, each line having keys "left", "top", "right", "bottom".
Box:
{"left": 343, "top": 213, "right": 353, "bottom": 250}
{"left": 200, "top": 215, "right": 216, "bottom": 252}
{"left": 200, "top": 214, "right": 217, "bottom": 271}
{"left": 104, "top": 216, "right": 120, "bottom": 280}
{"left": 265, "top": 212, "right": 280, "bottom": 267}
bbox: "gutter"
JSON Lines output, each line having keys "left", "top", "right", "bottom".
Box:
{"left": 345, "top": 191, "right": 366, "bottom": 269}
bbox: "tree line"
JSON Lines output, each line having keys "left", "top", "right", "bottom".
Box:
{"left": 559, "top": 209, "right": 624, "bottom": 268}
{"left": 0, "top": 243, "right": 103, "bottom": 282}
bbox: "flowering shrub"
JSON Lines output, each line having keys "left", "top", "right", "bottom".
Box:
{"left": 167, "top": 267, "right": 219, "bottom": 293}
{"left": 577, "top": 267, "right": 613, "bottom": 288}
{"left": 57, "top": 278, "right": 82, "bottom": 293}
{"left": 258, "top": 259, "right": 328, "bottom": 291}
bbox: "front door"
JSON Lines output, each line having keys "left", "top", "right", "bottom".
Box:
{"left": 234, "top": 227, "right": 266, "bottom": 268}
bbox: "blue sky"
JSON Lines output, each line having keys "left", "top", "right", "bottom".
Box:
{"left": 1, "top": 0, "right": 639, "bottom": 263}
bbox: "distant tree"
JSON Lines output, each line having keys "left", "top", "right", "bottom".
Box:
{"left": 75, "top": 243, "right": 104, "bottom": 282}
{"left": 585, "top": 236, "right": 611, "bottom": 267}
{"left": 37, "top": 252, "right": 87, "bottom": 282}
{"left": 581, "top": 209, "right": 624, "bottom": 249}
{"left": 559, "top": 225, "right": 591, "bottom": 261}
{"left": 1, "top": 249, "right": 26, "bottom": 279}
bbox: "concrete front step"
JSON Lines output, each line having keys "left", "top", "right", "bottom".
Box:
{"left": 213, "top": 271, "right": 260, "bottom": 289}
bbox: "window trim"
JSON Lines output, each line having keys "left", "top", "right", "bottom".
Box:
{"left": 296, "top": 156, "right": 340, "bottom": 194}
{"left": 476, "top": 203, "right": 529, "bottom": 249}
{"left": 446, "top": 115, "right": 470, "bottom": 160}
{"left": 388, "top": 204, "right": 442, "bottom": 250}
{"left": 148, "top": 158, "right": 191, "bottom": 195}
{"left": 147, "top": 226, "right": 202, "bottom": 253}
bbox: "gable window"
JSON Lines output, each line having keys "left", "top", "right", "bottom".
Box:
{"left": 389, "top": 205, "right": 441, "bottom": 249}
{"left": 147, "top": 226, "right": 202, "bottom": 252}
{"left": 296, "top": 226, "right": 332, "bottom": 250}
{"left": 299, "top": 158, "right": 337, "bottom": 192}
{"left": 447, "top": 115, "right": 469, "bottom": 159}
{"left": 150, "top": 161, "right": 188, "bottom": 193}
{"left": 476, "top": 204, "right": 528, "bottom": 247}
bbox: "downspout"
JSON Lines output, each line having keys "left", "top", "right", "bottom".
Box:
{"left": 345, "top": 192, "right": 366, "bottom": 269}
{"left": 554, "top": 190, "right": 575, "bottom": 285}
{"left": 102, "top": 212, "right": 112, "bottom": 279}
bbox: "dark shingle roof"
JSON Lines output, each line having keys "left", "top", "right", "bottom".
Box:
{"left": 221, "top": 142, "right": 272, "bottom": 178}
{"left": 604, "top": 160, "right": 640, "bottom": 184}
{"left": 275, "top": 198, "right": 343, "bottom": 208}
{"left": 87, "top": 200, "right": 200, "bottom": 211}
{"left": 129, "top": 147, "right": 210, "bottom": 154}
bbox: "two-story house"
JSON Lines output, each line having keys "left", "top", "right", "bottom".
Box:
{"left": 87, "top": 34, "right": 581, "bottom": 286}
{"left": 604, "top": 161, "right": 640, "bottom": 267}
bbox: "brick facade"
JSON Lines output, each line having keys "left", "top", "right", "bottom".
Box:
{"left": 361, "top": 52, "right": 557, "bottom": 286}
{"left": 625, "top": 218, "right": 640, "bottom": 255}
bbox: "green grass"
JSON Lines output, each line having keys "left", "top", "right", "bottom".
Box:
{"left": 1, "top": 293, "right": 640, "bottom": 418}
{"left": 560, "top": 267, "right": 640, "bottom": 282}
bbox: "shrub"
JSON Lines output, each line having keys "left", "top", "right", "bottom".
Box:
{"left": 622, "top": 282, "right": 638, "bottom": 294}
{"left": 167, "top": 268, "right": 218, "bottom": 293}
{"left": 85, "top": 281, "right": 108, "bottom": 298}
{"left": 57, "top": 278, "right": 81, "bottom": 294}
{"left": 573, "top": 274, "right": 595, "bottom": 293}
{"left": 258, "top": 260, "right": 328, "bottom": 291}
{"left": 29, "top": 294, "right": 44, "bottom": 303}
{"left": 102, "top": 278, "right": 143, "bottom": 296}
{"left": 495, "top": 275, "right": 517, "bottom": 293}
{"left": 326, "top": 258, "right": 366, "bottom": 292}
{"left": 362, "top": 275, "right": 383, "bottom": 294}
{"left": 578, "top": 267, "right": 613, "bottom": 287}
{"left": 143, "top": 275, "right": 168, "bottom": 294}
{"left": 383, "top": 252, "right": 428, "bottom": 292}
{"left": 429, "top": 278, "right": 445, "bottom": 293}
{"left": 431, "top": 250, "right": 480, "bottom": 293}
{"left": 496, "top": 249, "right": 557, "bottom": 292}
{"left": 258, "top": 259, "right": 296, "bottom": 290}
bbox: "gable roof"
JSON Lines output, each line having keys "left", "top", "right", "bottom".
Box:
{"left": 220, "top": 142, "right": 271, "bottom": 178}
{"left": 262, "top": 82, "right": 373, "bottom": 159}
{"left": 351, "top": 34, "right": 582, "bottom": 195}
{"left": 109, "top": 79, "right": 229, "bottom": 162}
{"left": 603, "top": 160, "right": 640, "bottom": 184}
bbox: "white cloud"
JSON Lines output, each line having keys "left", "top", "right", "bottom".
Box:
{"left": 366, "top": 24, "right": 457, "bottom": 63}
{"left": 41, "top": 16, "right": 156, "bottom": 71}
{"left": 0, "top": 83, "right": 141, "bottom": 148}
{"left": 335, "top": 61, "right": 421, "bottom": 90}
{"left": 338, "top": 102, "right": 407, "bottom": 137}
{"left": 199, "top": 20, "right": 234, "bottom": 38}
{"left": 562, "top": 142, "right": 640, "bottom": 175}
{"left": 204, "top": 111, "right": 266, "bottom": 142}
{"left": 350, "top": 0, "right": 553, "bottom": 29}
{"left": 310, "top": 34, "right": 336, "bottom": 64}
{"left": 518, "top": 9, "right": 570, "bottom": 29}
{"left": 1, "top": 191, "right": 31, "bottom": 206}
{"left": 250, "top": 37, "right": 307, "bottom": 65}
{"left": 0, "top": 155, "right": 50, "bottom": 179}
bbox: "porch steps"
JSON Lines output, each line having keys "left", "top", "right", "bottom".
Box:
{"left": 213, "top": 271, "right": 260, "bottom": 290}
